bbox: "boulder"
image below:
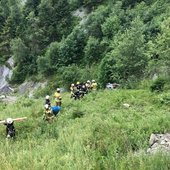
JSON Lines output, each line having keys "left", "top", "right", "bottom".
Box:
{"left": 147, "top": 133, "right": 170, "bottom": 154}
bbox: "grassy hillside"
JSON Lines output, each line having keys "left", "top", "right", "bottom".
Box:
{"left": 0, "top": 89, "right": 170, "bottom": 169}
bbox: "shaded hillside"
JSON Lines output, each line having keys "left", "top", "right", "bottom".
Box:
{"left": 0, "top": 0, "right": 170, "bottom": 87}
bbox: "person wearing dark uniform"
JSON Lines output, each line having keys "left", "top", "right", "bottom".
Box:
{"left": 45, "top": 95, "right": 51, "bottom": 107}
{"left": 4, "top": 118, "right": 15, "bottom": 138}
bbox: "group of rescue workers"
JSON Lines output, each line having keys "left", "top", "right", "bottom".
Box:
{"left": 44, "top": 80, "right": 97, "bottom": 123}
{"left": 70, "top": 80, "right": 97, "bottom": 100}
{"left": 44, "top": 88, "right": 62, "bottom": 123}
{"left": 1, "top": 80, "right": 98, "bottom": 139}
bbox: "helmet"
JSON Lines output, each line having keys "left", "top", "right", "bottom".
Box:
{"left": 92, "top": 80, "right": 95, "bottom": 83}
{"left": 6, "top": 118, "right": 13, "bottom": 124}
{"left": 123, "top": 103, "right": 130, "bottom": 108}
{"left": 45, "top": 95, "right": 50, "bottom": 99}
{"left": 44, "top": 104, "right": 49, "bottom": 109}
{"left": 57, "top": 88, "right": 60, "bottom": 92}
{"left": 71, "top": 84, "right": 74, "bottom": 86}
{"left": 87, "top": 80, "right": 90, "bottom": 83}
{"left": 77, "top": 82, "right": 80, "bottom": 85}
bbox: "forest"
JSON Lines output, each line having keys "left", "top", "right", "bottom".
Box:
{"left": 0, "top": 0, "right": 170, "bottom": 88}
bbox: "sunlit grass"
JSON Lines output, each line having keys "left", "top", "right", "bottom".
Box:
{"left": 0, "top": 89, "right": 170, "bottom": 169}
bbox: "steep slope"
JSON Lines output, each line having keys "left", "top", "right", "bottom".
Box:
{"left": 0, "top": 89, "right": 170, "bottom": 169}
{"left": 1, "top": 0, "right": 169, "bottom": 87}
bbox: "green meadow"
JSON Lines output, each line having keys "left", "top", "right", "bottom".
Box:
{"left": 0, "top": 89, "right": 170, "bottom": 170}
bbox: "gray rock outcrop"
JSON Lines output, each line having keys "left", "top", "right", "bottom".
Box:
{"left": 0, "top": 58, "right": 14, "bottom": 93}
{"left": 0, "top": 95, "right": 17, "bottom": 103}
{"left": 147, "top": 133, "right": 170, "bottom": 154}
{"left": 18, "top": 81, "right": 47, "bottom": 97}
{"left": 72, "top": 7, "right": 88, "bottom": 25}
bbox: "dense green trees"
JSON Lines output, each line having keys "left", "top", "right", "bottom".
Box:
{"left": 100, "top": 18, "right": 147, "bottom": 86}
{"left": 147, "top": 17, "right": 170, "bottom": 77}
{"left": 0, "top": 0, "right": 22, "bottom": 63}
{"left": 84, "top": 37, "right": 101, "bottom": 65}
{"left": 0, "top": 0, "right": 170, "bottom": 87}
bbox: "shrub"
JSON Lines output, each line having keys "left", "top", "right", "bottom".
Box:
{"left": 57, "top": 65, "right": 81, "bottom": 89}
{"left": 56, "top": 64, "right": 99, "bottom": 89}
{"left": 20, "top": 98, "right": 34, "bottom": 107}
{"left": 72, "top": 109, "right": 85, "bottom": 119}
{"left": 150, "top": 77, "right": 166, "bottom": 92}
{"left": 34, "top": 86, "right": 53, "bottom": 98}
{"left": 160, "top": 94, "right": 170, "bottom": 105}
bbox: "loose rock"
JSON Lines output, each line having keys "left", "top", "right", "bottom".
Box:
{"left": 147, "top": 133, "right": 170, "bottom": 154}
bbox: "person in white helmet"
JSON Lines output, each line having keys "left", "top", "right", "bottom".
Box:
{"left": 43, "top": 104, "right": 54, "bottom": 122}
{"left": 45, "top": 95, "right": 51, "bottom": 107}
{"left": 70, "top": 84, "right": 77, "bottom": 98}
{"left": 85, "top": 80, "right": 91, "bottom": 93}
{"left": 4, "top": 118, "right": 15, "bottom": 138}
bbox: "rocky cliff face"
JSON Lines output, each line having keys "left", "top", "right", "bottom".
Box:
{"left": 0, "top": 58, "right": 14, "bottom": 93}
{"left": 0, "top": 57, "right": 47, "bottom": 97}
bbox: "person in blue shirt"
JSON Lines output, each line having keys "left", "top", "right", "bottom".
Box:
{"left": 51, "top": 105, "right": 61, "bottom": 116}
{"left": 44, "top": 104, "right": 61, "bottom": 123}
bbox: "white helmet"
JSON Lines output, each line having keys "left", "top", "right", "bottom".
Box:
{"left": 71, "top": 84, "right": 74, "bottom": 86}
{"left": 92, "top": 80, "right": 95, "bottom": 83}
{"left": 123, "top": 103, "right": 130, "bottom": 108}
{"left": 87, "top": 80, "right": 90, "bottom": 83}
{"left": 45, "top": 95, "right": 50, "bottom": 99}
{"left": 44, "top": 104, "right": 49, "bottom": 109}
{"left": 57, "top": 88, "right": 60, "bottom": 92}
{"left": 6, "top": 118, "right": 13, "bottom": 124}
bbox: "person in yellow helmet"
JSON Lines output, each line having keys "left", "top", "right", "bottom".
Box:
{"left": 54, "top": 88, "right": 62, "bottom": 106}
{"left": 91, "top": 80, "right": 97, "bottom": 91}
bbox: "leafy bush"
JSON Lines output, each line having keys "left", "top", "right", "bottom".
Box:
{"left": 20, "top": 98, "right": 34, "bottom": 107}
{"left": 56, "top": 64, "right": 99, "bottom": 89}
{"left": 84, "top": 36, "right": 102, "bottom": 65}
{"left": 10, "top": 66, "right": 28, "bottom": 84}
{"left": 72, "top": 109, "right": 85, "bottom": 119}
{"left": 99, "top": 17, "right": 147, "bottom": 88}
{"left": 160, "top": 94, "right": 170, "bottom": 105}
{"left": 34, "top": 86, "right": 53, "bottom": 98}
{"left": 150, "top": 78, "right": 166, "bottom": 92}
{"left": 57, "top": 65, "right": 81, "bottom": 89}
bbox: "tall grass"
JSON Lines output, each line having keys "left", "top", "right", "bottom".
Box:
{"left": 0, "top": 89, "right": 170, "bottom": 169}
